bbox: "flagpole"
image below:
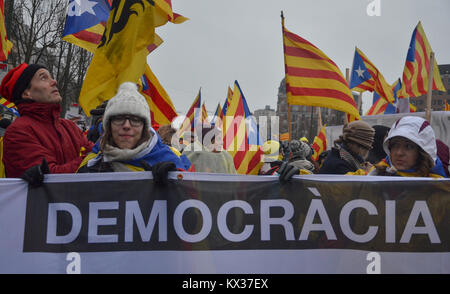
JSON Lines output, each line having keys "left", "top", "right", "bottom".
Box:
{"left": 281, "top": 11, "right": 292, "bottom": 141}
{"left": 317, "top": 107, "right": 323, "bottom": 132}
{"left": 425, "top": 52, "right": 435, "bottom": 122}
{"left": 357, "top": 92, "right": 362, "bottom": 115}
{"left": 345, "top": 68, "right": 350, "bottom": 124}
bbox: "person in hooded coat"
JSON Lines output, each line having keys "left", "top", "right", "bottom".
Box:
{"left": 369, "top": 116, "right": 447, "bottom": 178}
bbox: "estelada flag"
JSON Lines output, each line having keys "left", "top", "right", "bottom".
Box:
{"left": 223, "top": 80, "right": 263, "bottom": 175}
{"left": 79, "top": 0, "right": 157, "bottom": 115}
{"left": 349, "top": 47, "right": 395, "bottom": 103}
{"left": 399, "top": 21, "right": 446, "bottom": 98}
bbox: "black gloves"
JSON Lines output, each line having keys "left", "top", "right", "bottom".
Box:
{"left": 140, "top": 160, "right": 176, "bottom": 186}
{"left": 152, "top": 161, "right": 177, "bottom": 186}
{"left": 20, "top": 158, "right": 50, "bottom": 188}
{"left": 277, "top": 162, "right": 300, "bottom": 183}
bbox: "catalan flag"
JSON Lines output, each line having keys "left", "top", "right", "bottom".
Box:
{"left": 445, "top": 101, "right": 450, "bottom": 111}
{"left": 223, "top": 81, "right": 263, "bottom": 175}
{"left": 222, "top": 86, "right": 233, "bottom": 116}
{"left": 282, "top": 19, "right": 360, "bottom": 120}
{"left": 399, "top": 21, "right": 446, "bottom": 98}
{"left": 0, "top": 0, "right": 12, "bottom": 61}
{"left": 178, "top": 89, "right": 202, "bottom": 136}
{"left": 201, "top": 103, "right": 209, "bottom": 123}
{"left": 280, "top": 132, "right": 290, "bottom": 142}
{"left": 311, "top": 124, "right": 327, "bottom": 161}
{"left": 349, "top": 47, "right": 395, "bottom": 103}
{"left": 79, "top": 0, "right": 158, "bottom": 115}
{"left": 210, "top": 103, "right": 223, "bottom": 127}
{"left": 140, "top": 65, "right": 177, "bottom": 126}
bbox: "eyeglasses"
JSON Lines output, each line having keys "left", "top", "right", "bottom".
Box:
{"left": 110, "top": 115, "right": 144, "bottom": 127}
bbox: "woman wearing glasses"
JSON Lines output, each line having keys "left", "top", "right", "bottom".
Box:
{"left": 77, "top": 82, "right": 189, "bottom": 185}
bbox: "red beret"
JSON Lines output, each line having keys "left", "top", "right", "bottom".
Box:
{"left": 0, "top": 63, "right": 28, "bottom": 101}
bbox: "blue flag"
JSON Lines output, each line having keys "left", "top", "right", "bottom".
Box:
{"left": 62, "top": 0, "right": 111, "bottom": 37}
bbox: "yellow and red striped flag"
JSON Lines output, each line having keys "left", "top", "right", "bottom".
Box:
{"left": 311, "top": 124, "right": 327, "bottom": 161}
{"left": 444, "top": 101, "right": 450, "bottom": 111}
{"left": 140, "top": 65, "right": 177, "bottom": 126}
{"left": 223, "top": 81, "right": 263, "bottom": 175}
{"left": 349, "top": 47, "right": 395, "bottom": 103}
{"left": 201, "top": 103, "right": 209, "bottom": 123}
{"left": 399, "top": 21, "right": 446, "bottom": 98}
{"left": 279, "top": 132, "right": 290, "bottom": 142}
{"left": 177, "top": 89, "right": 202, "bottom": 136}
{"left": 0, "top": 0, "right": 12, "bottom": 62}
{"left": 282, "top": 19, "right": 360, "bottom": 120}
{"left": 211, "top": 103, "right": 223, "bottom": 127}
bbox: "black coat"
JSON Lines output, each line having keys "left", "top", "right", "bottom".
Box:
{"left": 318, "top": 147, "right": 362, "bottom": 175}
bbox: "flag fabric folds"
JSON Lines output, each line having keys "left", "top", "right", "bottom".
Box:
{"left": 311, "top": 125, "right": 327, "bottom": 161}
{"left": 223, "top": 81, "right": 263, "bottom": 175}
{"left": 0, "top": 0, "right": 13, "bottom": 61}
{"left": 62, "top": 0, "right": 112, "bottom": 53}
{"left": 178, "top": 89, "right": 202, "bottom": 136}
{"left": 62, "top": 0, "right": 186, "bottom": 53}
{"left": 0, "top": 97, "right": 19, "bottom": 117}
{"left": 349, "top": 47, "right": 395, "bottom": 103}
{"left": 282, "top": 21, "right": 360, "bottom": 120}
{"left": 79, "top": 0, "right": 157, "bottom": 115}
{"left": 201, "top": 103, "right": 209, "bottom": 123}
{"left": 210, "top": 103, "right": 223, "bottom": 127}
{"left": 140, "top": 65, "right": 178, "bottom": 126}
{"left": 399, "top": 21, "right": 446, "bottom": 98}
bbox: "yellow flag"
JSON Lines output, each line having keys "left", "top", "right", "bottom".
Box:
{"left": 79, "top": 0, "right": 156, "bottom": 116}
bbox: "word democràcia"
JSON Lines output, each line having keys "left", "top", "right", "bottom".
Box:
{"left": 45, "top": 198, "right": 441, "bottom": 246}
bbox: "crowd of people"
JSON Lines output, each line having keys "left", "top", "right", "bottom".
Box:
{"left": 0, "top": 63, "right": 448, "bottom": 188}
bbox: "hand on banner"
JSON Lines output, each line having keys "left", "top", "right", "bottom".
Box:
{"left": 277, "top": 162, "right": 300, "bottom": 183}
{"left": 20, "top": 158, "right": 50, "bottom": 188}
{"left": 140, "top": 160, "right": 177, "bottom": 186}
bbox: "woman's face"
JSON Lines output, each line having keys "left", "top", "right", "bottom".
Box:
{"left": 110, "top": 115, "right": 144, "bottom": 149}
{"left": 388, "top": 137, "right": 419, "bottom": 170}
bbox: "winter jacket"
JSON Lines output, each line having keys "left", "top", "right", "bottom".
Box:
{"left": 369, "top": 157, "right": 447, "bottom": 178}
{"left": 77, "top": 127, "right": 190, "bottom": 173}
{"left": 3, "top": 102, "right": 93, "bottom": 178}
{"left": 319, "top": 144, "right": 366, "bottom": 175}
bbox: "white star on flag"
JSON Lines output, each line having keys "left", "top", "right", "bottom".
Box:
{"left": 355, "top": 66, "right": 366, "bottom": 78}
{"left": 67, "top": 0, "right": 98, "bottom": 17}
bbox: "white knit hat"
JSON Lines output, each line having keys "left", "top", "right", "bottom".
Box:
{"left": 383, "top": 116, "right": 437, "bottom": 163}
{"left": 103, "top": 82, "right": 151, "bottom": 128}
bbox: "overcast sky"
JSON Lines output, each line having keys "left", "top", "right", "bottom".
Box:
{"left": 147, "top": 0, "right": 450, "bottom": 116}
